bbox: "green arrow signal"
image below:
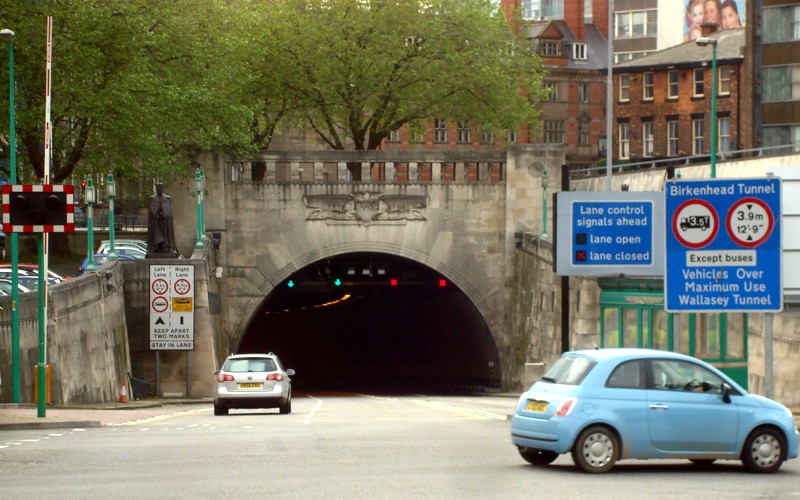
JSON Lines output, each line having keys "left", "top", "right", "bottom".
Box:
{"left": 334, "top": 278, "right": 341, "bottom": 286}
{"left": 287, "top": 280, "right": 295, "bottom": 288}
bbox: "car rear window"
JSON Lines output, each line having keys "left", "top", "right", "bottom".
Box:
{"left": 540, "top": 355, "right": 596, "bottom": 385}
{"left": 224, "top": 358, "right": 277, "bottom": 373}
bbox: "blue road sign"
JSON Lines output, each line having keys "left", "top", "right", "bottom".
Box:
{"left": 665, "top": 178, "right": 782, "bottom": 312}
{"left": 555, "top": 192, "right": 664, "bottom": 276}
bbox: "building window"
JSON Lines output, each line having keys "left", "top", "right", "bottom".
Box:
{"left": 614, "top": 10, "right": 657, "bottom": 39}
{"left": 480, "top": 128, "right": 494, "bottom": 145}
{"left": 619, "top": 123, "right": 630, "bottom": 159}
{"left": 457, "top": 121, "right": 471, "bottom": 144}
{"left": 579, "top": 121, "right": 590, "bottom": 145}
{"left": 507, "top": 130, "right": 517, "bottom": 144}
{"left": 614, "top": 51, "right": 648, "bottom": 63}
{"left": 544, "top": 120, "right": 565, "bottom": 143}
{"left": 541, "top": 0, "right": 564, "bottom": 19}
{"left": 667, "top": 70, "right": 679, "bottom": 99}
{"left": 410, "top": 128, "right": 424, "bottom": 143}
{"left": 541, "top": 41, "right": 560, "bottom": 57}
{"left": 693, "top": 118, "right": 704, "bottom": 155}
{"left": 719, "top": 117, "right": 731, "bottom": 153}
{"left": 546, "top": 81, "right": 559, "bottom": 101}
{"left": 573, "top": 43, "right": 587, "bottom": 60}
{"left": 762, "top": 125, "right": 800, "bottom": 152}
{"left": 693, "top": 68, "right": 705, "bottom": 97}
{"left": 643, "top": 72, "right": 654, "bottom": 100}
{"left": 643, "top": 122, "right": 654, "bottom": 157}
{"left": 619, "top": 75, "right": 631, "bottom": 102}
{"left": 578, "top": 82, "right": 589, "bottom": 103}
{"left": 387, "top": 129, "right": 400, "bottom": 142}
{"left": 667, "top": 121, "right": 679, "bottom": 156}
{"left": 762, "top": 65, "right": 800, "bottom": 102}
{"left": 433, "top": 118, "right": 447, "bottom": 143}
{"left": 718, "top": 66, "right": 732, "bottom": 95}
{"left": 763, "top": 6, "right": 800, "bottom": 43}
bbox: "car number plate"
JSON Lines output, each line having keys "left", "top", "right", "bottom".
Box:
{"left": 525, "top": 400, "right": 548, "bottom": 412}
{"left": 238, "top": 383, "right": 262, "bottom": 389}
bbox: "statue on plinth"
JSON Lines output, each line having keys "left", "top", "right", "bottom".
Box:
{"left": 146, "top": 182, "right": 180, "bottom": 258}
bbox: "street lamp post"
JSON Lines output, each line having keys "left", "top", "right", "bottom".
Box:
{"left": 106, "top": 173, "right": 117, "bottom": 258}
{"left": 542, "top": 168, "right": 550, "bottom": 239}
{"left": 85, "top": 178, "right": 97, "bottom": 272}
{"left": 696, "top": 37, "right": 718, "bottom": 179}
{"left": 194, "top": 168, "right": 204, "bottom": 249}
{"left": 2, "top": 27, "right": 22, "bottom": 403}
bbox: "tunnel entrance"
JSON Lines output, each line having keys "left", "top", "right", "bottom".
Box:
{"left": 238, "top": 252, "right": 500, "bottom": 393}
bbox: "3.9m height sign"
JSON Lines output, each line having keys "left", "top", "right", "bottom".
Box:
{"left": 150, "top": 265, "right": 195, "bottom": 350}
{"left": 665, "top": 178, "right": 782, "bottom": 312}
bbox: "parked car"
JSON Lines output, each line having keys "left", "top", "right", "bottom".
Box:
{"left": 0, "top": 264, "right": 66, "bottom": 284}
{"left": 213, "top": 353, "right": 295, "bottom": 416}
{"left": 510, "top": 348, "right": 799, "bottom": 474}
{"left": 97, "top": 239, "right": 147, "bottom": 253}
{"left": 77, "top": 253, "right": 135, "bottom": 275}
{"left": 99, "top": 245, "right": 147, "bottom": 259}
{"left": 0, "top": 278, "right": 32, "bottom": 295}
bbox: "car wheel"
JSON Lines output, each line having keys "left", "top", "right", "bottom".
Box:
{"left": 572, "top": 426, "right": 619, "bottom": 473}
{"left": 213, "top": 402, "right": 228, "bottom": 416}
{"left": 279, "top": 398, "right": 292, "bottom": 414}
{"left": 518, "top": 447, "right": 558, "bottom": 466}
{"left": 742, "top": 427, "right": 785, "bottom": 473}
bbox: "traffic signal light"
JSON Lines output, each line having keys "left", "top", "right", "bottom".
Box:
{"left": 1, "top": 184, "right": 75, "bottom": 233}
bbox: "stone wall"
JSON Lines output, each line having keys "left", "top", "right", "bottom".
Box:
{"left": 0, "top": 260, "right": 131, "bottom": 404}
{"left": 121, "top": 249, "right": 218, "bottom": 398}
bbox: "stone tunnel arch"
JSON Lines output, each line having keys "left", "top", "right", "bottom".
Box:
{"left": 231, "top": 247, "right": 503, "bottom": 392}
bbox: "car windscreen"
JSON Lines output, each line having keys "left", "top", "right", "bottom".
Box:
{"left": 224, "top": 358, "right": 278, "bottom": 373}
{"left": 540, "top": 355, "right": 596, "bottom": 385}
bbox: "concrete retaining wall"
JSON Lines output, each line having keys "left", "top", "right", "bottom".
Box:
{"left": 0, "top": 260, "right": 131, "bottom": 405}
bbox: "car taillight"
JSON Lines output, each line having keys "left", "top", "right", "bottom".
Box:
{"left": 266, "top": 373, "right": 285, "bottom": 382}
{"left": 216, "top": 373, "right": 234, "bottom": 382}
{"left": 555, "top": 397, "right": 577, "bottom": 417}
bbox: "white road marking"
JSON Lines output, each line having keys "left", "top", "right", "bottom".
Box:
{"left": 304, "top": 396, "right": 323, "bottom": 425}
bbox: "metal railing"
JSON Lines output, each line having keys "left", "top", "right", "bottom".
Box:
{"left": 571, "top": 142, "right": 800, "bottom": 178}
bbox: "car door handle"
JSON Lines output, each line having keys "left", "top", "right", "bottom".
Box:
{"left": 649, "top": 404, "right": 669, "bottom": 410}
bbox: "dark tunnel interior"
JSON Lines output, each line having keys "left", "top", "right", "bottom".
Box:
{"left": 237, "top": 253, "right": 501, "bottom": 393}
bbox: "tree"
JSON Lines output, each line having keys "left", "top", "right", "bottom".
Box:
{"left": 0, "top": 0, "right": 253, "bottom": 186}
{"left": 255, "top": 0, "right": 547, "bottom": 159}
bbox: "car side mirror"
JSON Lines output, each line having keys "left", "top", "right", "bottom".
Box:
{"left": 213, "top": 369, "right": 220, "bottom": 376}
{"left": 286, "top": 369, "right": 296, "bottom": 377}
{"left": 722, "top": 382, "right": 732, "bottom": 404}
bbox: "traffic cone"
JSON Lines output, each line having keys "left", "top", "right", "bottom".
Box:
{"left": 119, "top": 380, "right": 128, "bottom": 403}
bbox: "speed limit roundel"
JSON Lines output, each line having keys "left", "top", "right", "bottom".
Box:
{"left": 671, "top": 199, "right": 719, "bottom": 249}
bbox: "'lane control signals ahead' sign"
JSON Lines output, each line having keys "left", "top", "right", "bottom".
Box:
{"left": 665, "top": 178, "right": 782, "bottom": 312}
{"left": 555, "top": 191, "right": 664, "bottom": 276}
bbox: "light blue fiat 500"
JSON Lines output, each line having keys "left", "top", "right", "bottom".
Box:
{"left": 511, "top": 348, "right": 799, "bottom": 473}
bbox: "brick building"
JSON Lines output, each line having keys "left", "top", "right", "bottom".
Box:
{"left": 612, "top": 28, "right": 744, "bottom": 163}
{"left": 746, "top": 0, "right": 800, "bottom": 149}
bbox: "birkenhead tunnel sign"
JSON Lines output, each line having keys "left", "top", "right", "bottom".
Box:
{"left": 665, "top": 178, "right": 782, "bottom": 312}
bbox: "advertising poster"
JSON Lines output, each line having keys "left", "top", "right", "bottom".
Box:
{"left": 683, "top": 0, "right": 746, "bottom": 42}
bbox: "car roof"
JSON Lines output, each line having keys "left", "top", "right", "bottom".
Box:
{"left": 226, "top": 353, "right": 278, "bottom": 359}
{"left": 564, "top": 348, "right": 695, "bottom": 363}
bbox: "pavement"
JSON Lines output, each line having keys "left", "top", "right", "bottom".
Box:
{"left": 0, "top": 399, "right": 213, "bottom": 430}
{"left": 1, "top": 398, "right": 798, "bottom": 432}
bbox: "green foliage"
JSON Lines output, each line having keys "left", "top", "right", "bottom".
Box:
{"left": 256, "top": 0, "right": 547, "bottom": 150}
{"left": 0, "top": 0, "right": 253, "bottom": 184}
{"left": 0, "top": 0, "right": 548, "bottom": 184}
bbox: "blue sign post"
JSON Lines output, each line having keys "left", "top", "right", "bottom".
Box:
{"left": 555, "top": 192, "right": 664, "bottom": 276}
{"left": 665, "top": 178, "right": 782, "bottom": 312}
